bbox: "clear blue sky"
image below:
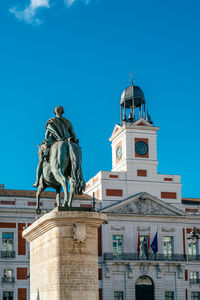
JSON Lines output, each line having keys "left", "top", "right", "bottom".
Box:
{"left": 0, "top": 0, "right": 199, "bottom": 198}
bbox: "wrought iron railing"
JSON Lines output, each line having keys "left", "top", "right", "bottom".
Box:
{"left": 188, "top": 255, "right": 200, "bottom": 261}
{"left": 2, "top": 277, "right": 15, "bottom": 283}
{"left": 1, "top": 251, "right": 15, "bottom": 258}
{"left": 104, "top": 253, "right": 190, "bottom": 262}
{"left": 190, "top": 278, "right": 200, "bottom": 284}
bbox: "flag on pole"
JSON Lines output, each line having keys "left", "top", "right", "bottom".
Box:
{"left": 137, "top": 234, "right": 140, "bottom": 255}
{"left": 151, "top": 232, "right": 158, "bottom": 254}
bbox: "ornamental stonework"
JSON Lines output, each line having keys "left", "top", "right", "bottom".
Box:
{"left": 110, "top": 198, "right": 178, "bottom": 216}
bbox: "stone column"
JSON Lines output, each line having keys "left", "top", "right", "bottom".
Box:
{"left": 23, "top": 209, "right": 107, "bottom": 300}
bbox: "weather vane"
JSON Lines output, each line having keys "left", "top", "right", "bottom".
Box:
{"left": 129, "top": 72, "right": 135, "bottom": 85}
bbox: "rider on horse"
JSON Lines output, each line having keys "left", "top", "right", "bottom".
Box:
{"left": 33, "top": 106, "right": 78, "bottom": 188}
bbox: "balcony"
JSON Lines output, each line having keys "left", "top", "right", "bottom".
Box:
{"left": 104, "top": 253, "right": 188, "bottom": 262}
{"left": 188, "top": 255, "right": 200, "bottom": 262}
{"left": 1, "top": 251, "right": 15, "bottom": 258}
{"left": 2, "top": 277, "right": 15, "bottom": 283}
{"left": 190, "top": 279, "right": 200, "bottom": 284}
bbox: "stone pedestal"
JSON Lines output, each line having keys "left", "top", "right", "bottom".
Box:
{"left": 23, "top": 209, "right": 107, "bottom": 300}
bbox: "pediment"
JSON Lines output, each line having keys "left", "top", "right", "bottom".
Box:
{"left": 134, "top": 118, "right": 153, "bottom": 127}
{"left": 111, "top": 124, "right": 122, "bottom": 136}
{"left": 101, "top": 192, "right": 186, "bottom": 216}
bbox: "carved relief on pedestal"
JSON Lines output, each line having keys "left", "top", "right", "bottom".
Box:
{"left": 73, "top": 223, "right": 87, "bottom": 243}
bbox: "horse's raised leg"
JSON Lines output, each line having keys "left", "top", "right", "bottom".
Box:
{"left": 36, "top": 182, "right": 45, "bottom": 214}
{"left": 53, "top": 168, "right": 69, "bottom": 207}
{"left": 56, "top": 186, "right": 61, "bottom": 207}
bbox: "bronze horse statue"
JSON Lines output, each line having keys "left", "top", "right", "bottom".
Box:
{"left": 35, "top": 140, "right": 85, "bottom": 214}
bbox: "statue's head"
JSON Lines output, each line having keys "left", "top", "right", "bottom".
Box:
{"left": 54, "top": 106, "right": 64, "bottom": 116}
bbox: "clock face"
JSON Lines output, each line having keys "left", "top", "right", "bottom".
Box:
{"left": 116, "top": 145, "right": 122, "bottom": 160}
{"left": 135, "top": 141, "right": 148, "bottom": 156}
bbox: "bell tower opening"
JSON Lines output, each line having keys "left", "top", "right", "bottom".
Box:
{"left": 120, "top": 81, "right": 152, "bottom": 124}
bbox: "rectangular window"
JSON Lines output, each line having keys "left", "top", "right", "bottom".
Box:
{"left": 2, "top": 233, "right": 14, "bottom": 258}
{"left": 112, "top": 235, "right": 123, "bottom": 257}
{"left": 114, "top": 291, "right": 123, "bottom": 300}
{"left": 2, "top": 269, "right": 14, "bottom": 283}
{"left": 191, "top": 292, "right": 200, "bottom": 300}
{"left": 3, "top": 291, "right": 14, "bottom": 300}
{"left": 165, "top": 291, "right": 174, "bottom": 300}
{"left": 188, "top": 241, "right": 198, "bottom": 260}
{"left": 190, "top": 272, "right": 199, "bottom": 284}
{"left": 139, "top": 235, "right": 149, "bottom": 259}
{"left": 163, "top": 237, "right": 173, "bottom": 259}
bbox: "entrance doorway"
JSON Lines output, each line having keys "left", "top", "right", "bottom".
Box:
{"left": 135, "top": 275, "right": 154, "bottom": 300}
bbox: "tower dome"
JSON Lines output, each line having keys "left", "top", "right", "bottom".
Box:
{"left": 120, "top": 82, "right": 150, "bottom": 124}
{"left": 120, "top": 85, "right": 145, "bottom": 108}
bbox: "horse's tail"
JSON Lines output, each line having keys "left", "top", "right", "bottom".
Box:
{"left": 68, "top": 142, "right": 85, "bottom": 194}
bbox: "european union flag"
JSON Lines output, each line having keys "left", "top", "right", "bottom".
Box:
{"left": 151, "top": 232, "right": 158, "bottom": 254}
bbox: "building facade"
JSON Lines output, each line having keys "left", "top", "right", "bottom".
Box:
{"left": 0, "top": 83, "right": 200, "bottom": 300}
{"left": 85, "top": 83, "right": 200, "bottom": 300}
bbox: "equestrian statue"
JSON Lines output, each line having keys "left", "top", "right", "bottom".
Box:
{"left": 33, "top": 106, "right": 85, "bottom": 214}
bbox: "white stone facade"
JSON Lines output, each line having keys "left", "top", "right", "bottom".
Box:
{"left": 85, "top": 114, "right": 200, "bottom": 300}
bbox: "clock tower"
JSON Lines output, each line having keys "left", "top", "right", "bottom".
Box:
{"left": 85, "top": 82, "right": 182, "bottom": 207}
{"left": 110, "top": 83, "right": 159, "bottom": 181}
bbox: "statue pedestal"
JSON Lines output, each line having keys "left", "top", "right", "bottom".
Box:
{"left": 23, "top": 209, "right": 107, "bottom": 300}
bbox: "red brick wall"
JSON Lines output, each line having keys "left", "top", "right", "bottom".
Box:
{"left": 99, "top": 288, "right": 102, "bottom": 300}
{"left": 185, "top": 208, "right": 198, "bottom": 213}
{"left": 18, "top": 223, "right": 26, "bottom": 255}
{"left": 183, "top": 228, "right": 186, "bottom": 256}
{"left": 106, "top": 189, "right": 123, "bottom": 197}
{"left": 0, "top": 200, "right": 15, "bottom": 205}
{"left": 80, "top": 204, "right": 92, "bottom": 208}
{"left": 161, "top": 192, "right": 177, "bottom": 199}
{"left": 137, "top": 169, "right": 147, "bottom": 177}
{"left": 109, "top": 175, "right": 118, "bottom": 178}
{"left": 164, "top": 177, "right": 172, "bottom": 181}
{"left": 0, "top": 222, "right": 16, "bottom": 228}
{"left": 18, "top": 288, "right": 26, "bottom": 300}
{"left": 27, "top": 201, "right": 42, "bottom": 206}
{"left": 98, "top": 269, "right": 102, "bottom": 280}
{"left": 185, "top": 270, "right": 188, "bottom": 281}
{"left": 17, "top": 268, "right": 27, "bottom": 280}
{"left": 185, "top": 289, "right": 188, "bottom": 300}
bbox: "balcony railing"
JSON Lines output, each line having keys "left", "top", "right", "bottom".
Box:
{"left": 188, "top": 255, "right": 200, "bottom": 261}
{"left": 190, "top": 279, "right": 200, "bottom": 284}
{"left": 1, "top": 251, "right": 15, "bottom": 258}
{"left": 104, "top": 253, "right": 190, "bottom": 262}
{"left": 2, "top": 277, "right": 15, "bottom": 283}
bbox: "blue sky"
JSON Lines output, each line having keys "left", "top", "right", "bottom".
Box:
{"left": 0, "top": 0, "right": 200, "bottom": 198}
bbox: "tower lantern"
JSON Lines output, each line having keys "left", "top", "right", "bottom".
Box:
{"left": 120, "top": 82, "right": 146, "bottom": 124}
